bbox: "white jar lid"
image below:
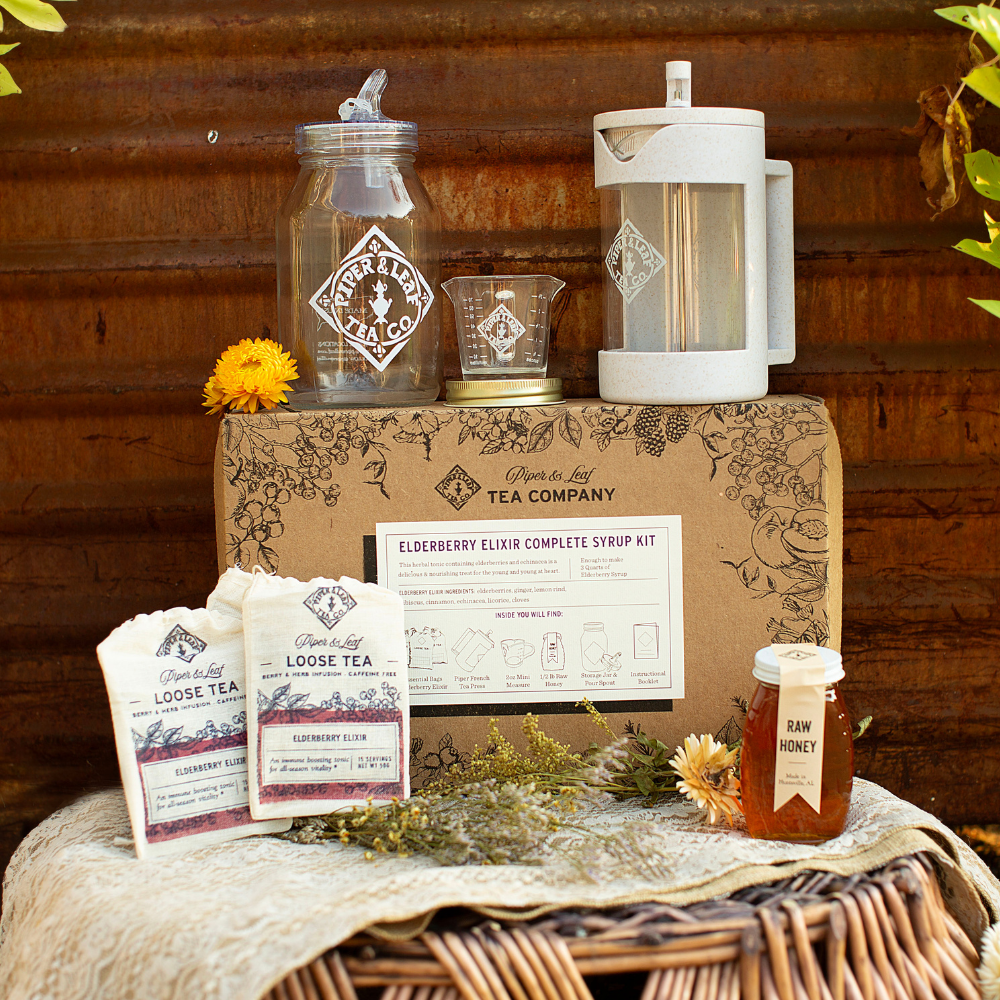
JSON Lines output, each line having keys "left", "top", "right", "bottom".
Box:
{"left": 753, "top": 645, "right": 844, "bottom": 686}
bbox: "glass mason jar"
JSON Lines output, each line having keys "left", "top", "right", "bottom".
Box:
{"left": 741, "top": 645, "right": 854, "bottom": 843}
{"left": 276, "top": 70, "right": 442, "bottom": 407}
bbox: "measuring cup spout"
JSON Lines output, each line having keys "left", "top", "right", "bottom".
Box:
{"left": 539, "top": 276, "right": 566, "bottom": 304}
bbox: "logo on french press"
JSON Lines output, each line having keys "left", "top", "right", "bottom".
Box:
{"left": 605, "top": 219, "right": 666, "bottom": 303}
{"left": 308, "top": 225, "right": 435, "bottom": 372}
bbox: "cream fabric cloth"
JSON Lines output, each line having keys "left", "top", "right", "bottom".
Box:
{"left": 1, "top": 780, "right": 997, "bottom": 1000}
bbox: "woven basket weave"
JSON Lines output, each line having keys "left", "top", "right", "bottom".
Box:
{"left": 265, "top": 853, "right": 982, "bottom": 1000}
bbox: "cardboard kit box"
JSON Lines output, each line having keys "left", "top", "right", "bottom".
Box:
{"left": 215, "top": 396, "right": 842, "bottom": 784}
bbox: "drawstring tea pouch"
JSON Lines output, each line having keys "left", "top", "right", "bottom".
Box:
{"left": 97, "top": 607, "right": 290, "bottom": 859}
{"left": 243, "top": 572, "right": 409, "bottom": 820}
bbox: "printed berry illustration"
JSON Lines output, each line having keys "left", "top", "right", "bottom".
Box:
{"left": 634, "top": 406, "right": 666, "bottom": 456}
{"left": 664, "top": 409, "right": 691, "bottom": 443}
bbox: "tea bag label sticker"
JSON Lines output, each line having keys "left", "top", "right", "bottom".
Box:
{"left": 260, "top": 722, "right": 400, "bottom": 784}
{"left": 141, "top": 747, "right": 251, "bottom": 824}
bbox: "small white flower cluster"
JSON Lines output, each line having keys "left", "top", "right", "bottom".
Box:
{"left": 979, "top": 921, "right": 1000, "bottom": 1000}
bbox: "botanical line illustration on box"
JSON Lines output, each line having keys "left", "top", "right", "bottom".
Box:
{"left": 223, "top": 399, "right": 828, "bottom": 645}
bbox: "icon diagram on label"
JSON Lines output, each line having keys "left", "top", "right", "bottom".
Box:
{"left": 451, "top": 628, "right": 493, "bottom": 672}
{"left": 580, "top": 622, "right": 608, "bottom": 671}
{"left": 477, "top": 302, "right": 526, "bottom": 362}
{"left": 406, "top": 626, "right": 448, "bottom": 669}
{"left": 308, "top": 224, "right": 434, "bottom": 372}
{"left": 501, "top": 638, "right": 535, "bottom": 667}
{"left": 540, "top": 632, "right": 565, "bottom": 670}
{"left": 633, "top": 623, "right": 660, "bottom": 659}
{"left": 605, "top": 219, "right": 666, "bottom": 303}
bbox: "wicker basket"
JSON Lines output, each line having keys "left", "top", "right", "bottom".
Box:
{"left": 265, "top": 853, "right": 982, "bottom": 1000}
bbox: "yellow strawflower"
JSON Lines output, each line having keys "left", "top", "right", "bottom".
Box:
{"left": 203, "top": 338, "right": 298, "bottom": 415}
{"left": 670, "top": 733, "right": 742, "bottom": 826}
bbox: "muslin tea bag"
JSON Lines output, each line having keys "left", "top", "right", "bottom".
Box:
{"left": 97, "top": 607, "right": 291, "bottom": 859}
{"left": 243, "top": 572, "right": 409, "bottom": 820}
{"left": 207, "top": 565, "right": 254, "bottom": 620}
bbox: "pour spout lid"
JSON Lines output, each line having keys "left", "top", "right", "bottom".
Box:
{"left": 665, "top": 61, "right": 692, "bottom": 108}
{"left": 296, "top": 69, "right": 418, "bottom": 155}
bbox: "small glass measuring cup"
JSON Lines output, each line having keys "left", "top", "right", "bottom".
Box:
{"left": 442, "top": 275, "right": 565, "bottom": 379}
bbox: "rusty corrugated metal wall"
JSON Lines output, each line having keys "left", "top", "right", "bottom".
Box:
{"left": 2, "top": 1, "right": 998, "bottom": 871}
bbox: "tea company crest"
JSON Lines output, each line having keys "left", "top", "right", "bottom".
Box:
{"left": 156, "top": 625, "right": 207, "bottom": 663}
{"left": 435, "top": 465, "right": 481, "bottom": 511}
{"left": 303, "top": 586, "right": 357, "bottom": 630}
{"left": 477, "top": 303, "right": 525, "bottom": 361}
{"left": 605, "top": 219, "right": 666, "bottom": 303}
{"left": 308, "top": 225, "right": 434, "bottom": 372}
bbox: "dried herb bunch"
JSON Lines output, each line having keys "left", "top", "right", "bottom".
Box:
{"left": 283, "top": 701, "right": 874, "bottom": 865}
{"left": 284, "top": 780, "right": 571, "bottom": 865}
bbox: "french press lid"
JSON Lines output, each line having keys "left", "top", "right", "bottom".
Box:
{"left": 296, "top": 69, "right": 418, "bottom": 154}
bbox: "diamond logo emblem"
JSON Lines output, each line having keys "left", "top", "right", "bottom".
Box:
{"left": 435, "top": 465, "right": 481, "bottom": 511}
{"left": 477, "top": 303, "right": 526, "bottom": 361}
{"left": 605, "top": 219, "right": 666, "bottom": 303}
{"left": 303, "top": 586, "right": 357, "bottom": 630}
{"left": 782, "top": 648, "right": 814, "bottom": 661}
{"left": 308, "top": 225, "right": 435, "bottom": 373}
{"left": 156, "top": 625, "right": 207, "bottom": 663}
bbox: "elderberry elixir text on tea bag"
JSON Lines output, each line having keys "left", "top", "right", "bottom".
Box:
{"left": 243, "top": 573, "right": 409, "bottom": 820}
{"left": 97, "top": 607, "right": 290, "bottom": 859}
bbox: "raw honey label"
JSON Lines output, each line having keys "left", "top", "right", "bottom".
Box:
{"left": 773, "top": 643, "right": 826, "bottom": 813}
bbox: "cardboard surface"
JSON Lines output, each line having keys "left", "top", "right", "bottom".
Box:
{"left": 215, "top": 398, "right": 842, "bottom": 781}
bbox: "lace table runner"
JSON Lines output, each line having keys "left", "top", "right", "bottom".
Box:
{"left": 1, "top": 780, "right": 997, "bottom": 1000}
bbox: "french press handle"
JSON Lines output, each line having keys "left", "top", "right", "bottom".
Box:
{"left": 765, "top": 159, "right": 795, "bottom": 365}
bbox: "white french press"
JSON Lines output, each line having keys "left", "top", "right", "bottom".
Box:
{"left": 594, "top": 61, "right": 795, "bottom": 405}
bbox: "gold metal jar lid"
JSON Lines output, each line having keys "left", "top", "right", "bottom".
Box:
{"left": 445, "top": 378, "right": 564, "bottom": 407}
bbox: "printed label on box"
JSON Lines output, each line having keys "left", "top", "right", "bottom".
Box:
{"left": 376, "top": 515, "right": 684, "bottom": 706}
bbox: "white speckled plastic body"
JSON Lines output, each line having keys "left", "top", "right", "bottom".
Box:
{"left": 594, "top": 108, "right": 795, "bottom": 405}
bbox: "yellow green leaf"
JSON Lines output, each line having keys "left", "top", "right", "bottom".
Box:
{"left": 955, "top": 234, "right": 1000, "bottom": 267}
{"left": 0, "top": 59, "right": 21, "bottom": 96}
{"left": 0, "top": 41, "right": 18, "bottom": 55}
{"left": 0, "top": 0, "right": 66, "bottom": 32}
{"left": 964, "top": 64, "right": 1000, "bottom": 107}
{"left": 965, "top": 3, "right": 1000, "bottom": 55}
{"left": 965, "top": 149, "right": 1000, "bottom": 200}
{"left": 936, "top": 5, "right": 979, "bottom": 29}
{"left": 969, "top": 298, "right": 1000, "bottom": 317}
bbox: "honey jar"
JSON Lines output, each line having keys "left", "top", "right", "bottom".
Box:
{"left": 741, "top": 644, "right": 854, "bottom": 842}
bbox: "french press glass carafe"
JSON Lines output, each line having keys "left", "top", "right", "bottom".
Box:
{"left": 595, "top": 62, "right": 795, "bottom": 405}
{"left": 277, "top": 70, "right": 442, "bottom": 407}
